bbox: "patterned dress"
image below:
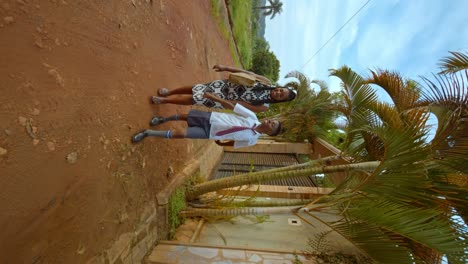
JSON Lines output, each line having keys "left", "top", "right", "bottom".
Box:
{"left": 192, "top": 80, "right": 271, "bottom": 109}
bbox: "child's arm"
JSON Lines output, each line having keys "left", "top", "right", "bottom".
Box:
{"left": 204, "top": 93, "right": 235, "bottom": 110}
{"left": 215, "top": 140, "right": 235, "bottom": 147}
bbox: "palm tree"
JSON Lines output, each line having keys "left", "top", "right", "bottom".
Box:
{"left": 259, "top": 71, "right": 337, "bottom": 143}
{"left": 256, "top": 0, "right": 283, "bottom": 20}
{"left": 310, "top": 52, "right": 468, "bottom": 263}
{"left": 179, "top": 51, "right": 468, "bottom": 263}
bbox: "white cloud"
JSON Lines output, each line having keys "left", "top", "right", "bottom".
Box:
{"left": 299, "top": 0, "right": 368, "bottom": 90}
{"left": 356, "top": 0, "right": 433, "bottom": 70}
{"left": 269, "top": 0, "right": 366, "bottom": 84}
{"left": 265, "top": 0, "right": 468, "bottom": 92}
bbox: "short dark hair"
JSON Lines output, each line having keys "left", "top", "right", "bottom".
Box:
{"left": 269, "top": 121, "right": 283, "bottom": 136}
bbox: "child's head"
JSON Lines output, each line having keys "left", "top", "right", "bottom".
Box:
{"left": 250, "top": 85, "right": 297, "bottom": 105}
{"left": 260, "top": 119, "right": 283, "bottom": 136}
{"left": 271, "top": 87, "right": 297, "bottom": 102}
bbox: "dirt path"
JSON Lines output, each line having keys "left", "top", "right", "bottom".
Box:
{"left": 0, "top": 0, "right": 233, "bottom": 262}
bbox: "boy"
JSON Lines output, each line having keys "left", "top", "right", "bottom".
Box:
{"left": 132, "top": 93, "right": 282, "bottom": 148}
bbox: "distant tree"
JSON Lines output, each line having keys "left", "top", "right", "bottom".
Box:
{"left": 257, "top": 0, "right": 283, "bottom": 20}
{"left": 250, "top": 48, "right": 280, "bottom": 83}
{"left": 253, "top": 37, "right": 269, "bottom": 51}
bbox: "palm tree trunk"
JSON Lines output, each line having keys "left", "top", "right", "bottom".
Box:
{"left": 180, "top": 206, "right": 301, "bottom": 217}
{"left": 194, "top": 198, "right": 312, "bottom": 208}
{"left": 187, "top": 156, "right": 339, "bottom": 202}
{"left": 187, "top": 161, "right": 380, "bottom": 200}
{"left": 256, "top": 6, "right": 273, "bottom": 9}
{"left": 253, "top": 155, "right": 339, "bottom": 174}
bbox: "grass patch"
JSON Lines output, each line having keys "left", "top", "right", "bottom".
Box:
{"left": 209, "top": 0, "right": 242, "bottom": 67}
{"left": 228, "top": 0, "right": 254, "bottom": 69}
{"left": 209, "top": 0, "right": 230, "bottom": 39}
{"left": 168, "top": 187, "right": 186, "bottom": 239}
{"left": 167, "top": 171, "right": 204, "bottom": 239}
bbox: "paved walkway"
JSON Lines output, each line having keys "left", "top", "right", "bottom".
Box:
{"left": 147, "top": 242, "right": 313, "bottom": 264}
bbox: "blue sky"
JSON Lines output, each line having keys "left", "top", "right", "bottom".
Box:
{"left": 264, "top": 0, "right": 468, "bottom": 93}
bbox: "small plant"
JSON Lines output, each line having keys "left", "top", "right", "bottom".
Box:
{"left": 168, "top": 171, "right": 205, "bottom": 239}
{"left": 168, "top": 188, "right": 186, "bottom": 239}
{"left": 186, "top": 170, "right": 203, "bottom": 187}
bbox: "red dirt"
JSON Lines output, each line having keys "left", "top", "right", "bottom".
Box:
{"left": 0, "top": 0, "right": 233, "bottom": 262}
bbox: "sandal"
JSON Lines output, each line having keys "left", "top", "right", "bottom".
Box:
{"left": 150, "top": 96, "right": 164, "bottom": 104}
{"left": 150, "top": 116, "right": 165, "bottom": 126}
{"left": 158, "top": 88, "right": 169, "bottom": 97}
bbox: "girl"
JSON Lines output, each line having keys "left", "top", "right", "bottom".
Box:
{"left": 151, "top": 64, "right": 297, "bottom": 113}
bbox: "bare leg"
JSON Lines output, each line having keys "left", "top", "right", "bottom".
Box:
{"left": 175, "top": 113, "right": 188, "bottom": 120}
{"left": 157, "top": 95, "right": 193, "bottom": 105}
{"left": 166, "top": 86, "right": 193, "bottom": 95}
{"left": 158, "top": 85, "right": 193, "bottom": 97}
{"left": 171, "top": 127, "right": 187, "bottom": 138}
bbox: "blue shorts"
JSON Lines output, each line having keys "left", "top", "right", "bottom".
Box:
{"left": 186, "top": 110, "right": 212, "bottom": 139}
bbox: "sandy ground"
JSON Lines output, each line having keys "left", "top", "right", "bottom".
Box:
{"left": 0, "top": 0, "right": 233, "bottom": 262}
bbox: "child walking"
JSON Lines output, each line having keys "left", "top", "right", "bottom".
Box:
{"left": 132, "top": 93, "right": 282, "bottom": 148}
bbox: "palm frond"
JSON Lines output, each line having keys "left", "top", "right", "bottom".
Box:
{"left": 419, "top": 72, "right": 468, "bottom": 109}
{"left": 401, "top": 107, "right": 431, "bottom": 136}
{"left": 438, "top": 51, "right": 468, "bottom": 74}
{"left": 307, "top": 211, "right": 412, "bottom": 263}
{"left": 271, "top": 71, "right": 337, "bottom": 142}
{"left": 348, "top": 199, "right": 467, "bottom": 261}
{"left": 311, "top": 79, "right": 329, "bottom": 93}
{"left": 341, "top": 110, "right": 384, "bottom": 160}
{"left": 428, "top": 169, "right": 468, "bottom": 224}
{"left": 285, "top": 71, "right": 314, "bottom": 100}
{"left": 367, "top": 69, "right": 421, "bottom": 112}
{"left": 368, "top": 101, "right": 404, "bottom": 130}
{"left": 314, "top": 121, "right": 466, "bottom": 259}
{"left": 429, "top": 105, "right": 468, "bottom": 172}
{"left": 418, "top": 71, "right": 468, "bottom": 171}
{"left": 330, "top": 66, "right": 382, "bottom": 156}
{"left": 363, "top": 127, "right": 434, "bottom": 204}
{"left": 307, "top": 230, "right": 334, "bottom": 253}
{"left": 329, "top": 66, "right": 378, "bottom": 110}
{"left": 308, "top": 54, "right": 468, "bottom": 263}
